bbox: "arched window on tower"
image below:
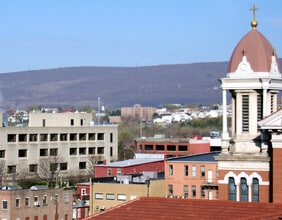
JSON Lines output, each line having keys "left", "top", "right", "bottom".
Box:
{"left": 240, "top": 177, "right": 248, "bottom": 202}
{"left": 252, "top": 178, "right": 259, "bottom": 202}
{"left": 228, "top": 177, "right": 236, "bottom": 201}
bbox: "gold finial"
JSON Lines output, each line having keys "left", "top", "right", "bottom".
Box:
{"left": 250, "top": 5, "right": 259, "bottom": 29}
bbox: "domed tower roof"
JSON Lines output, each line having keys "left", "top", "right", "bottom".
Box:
{"left": 228, "top": 5, "right": 280, "bottom": 74}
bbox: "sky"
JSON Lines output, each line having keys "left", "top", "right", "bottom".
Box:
{"left": 0, "top": 1, "right": 281, "bottom": 73}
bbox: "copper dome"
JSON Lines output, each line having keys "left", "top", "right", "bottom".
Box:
{"left": 228, "top": 29, "right": 280, "bottom": 73}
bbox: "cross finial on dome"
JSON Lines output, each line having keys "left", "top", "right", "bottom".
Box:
{"left": 242, "top": 49, "right": 247, "bottom": 56}
{"left": 250, "top": 5, "right": 259, "bottom": 29}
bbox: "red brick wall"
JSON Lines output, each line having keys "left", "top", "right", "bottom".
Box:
{"left": 272, "top": 148, "right": 282, "bottom": 203}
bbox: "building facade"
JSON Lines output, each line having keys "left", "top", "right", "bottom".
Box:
{"left": 0, "top": 112, "right": 118, "bottom": 183}
{"left": 216, "top": 6, "right": 282, "bottom": 203}
{"left": 135, "top": 137, "right": 210, "bottom": 158}
{"left": 121, "top": 104, "right": 157, "bottom": 121}
{"left": 0, "top": 187, "right": 72, "bottom": 220}
{"left": 165, "top": 152, "right": 219, "bottom": 200}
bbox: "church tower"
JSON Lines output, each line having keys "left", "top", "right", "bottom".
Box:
{"left": 216, "top": 5, "right": 282, "bottom": 202}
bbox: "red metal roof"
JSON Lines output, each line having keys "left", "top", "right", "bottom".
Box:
{"left": 84, "top": 197, "right": 282, "bottom": 220}
{"left": 228, "top": 29, "right": 280, "bottom": 73}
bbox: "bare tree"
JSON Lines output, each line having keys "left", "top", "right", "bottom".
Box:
{"left": 87, "top": 155, "right": 101, "bottom": 177}
{"left": 38, "top": 155, "right": 64, "bottom": 186}
{"left": 0, "top": 160, "right": 6, "bottom": 186}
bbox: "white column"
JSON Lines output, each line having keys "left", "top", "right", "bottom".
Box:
{"left": 222, "top": 89, "right": 229, "bottom": 139}
{"left": 248, "top": 184, "right": 252, "bottom": 202}
{"left": 263, "top": 88, "right": 267, "bottom": 118}
{"left": 236, "top": 183, "right": 240, "bottom": 202}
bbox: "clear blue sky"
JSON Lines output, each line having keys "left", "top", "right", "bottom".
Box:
{"left": 0, "top": 0, "right": 281, "bottom": 73}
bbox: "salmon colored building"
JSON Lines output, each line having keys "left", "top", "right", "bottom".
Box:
{"left": 216, "top": 6, "right": 282, "bottom": 203}
{"left": 165, "top": 152, "right": 219, "bottom": 200}
{"left": 135, "top": 137, "right": 210, "bottom": 158}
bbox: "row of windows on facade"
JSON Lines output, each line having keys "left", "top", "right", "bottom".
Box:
{"left": 228, "top": 177, "right": 259, "bottom": 202}
{"left": 167, "top": 184, "right": 217, "bottom": 199}
{"left": 1, "top": 193, "right": 69, "bottom": 210}
{"left": 139, "top": 144, "right": 188, "bottom": 152}
{"left": 6, "top": 161, "right": 89, "bottom": 174}
{"left": 7, "top": 132, "right": 113, "bottom": 143}
{"left": 0, "top": 146, "right": 111, "bottom": 158}
{"left": 168, "top": 164, "right": 217, "bottom": 179}
{"left": 94, "top": 193, "right": 127, "bottom": 201}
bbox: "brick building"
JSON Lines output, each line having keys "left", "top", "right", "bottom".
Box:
{"left": 0, "top": 186, "right": 72, "bottom": 220}
{"left": 165, "top": 152, "right": 219, "bottom": 200}
{"left": 121, "top": 104, "right": 157, "bottom": 121}
{"left": 135, "top": 137, "right": 210, "bottom": 158}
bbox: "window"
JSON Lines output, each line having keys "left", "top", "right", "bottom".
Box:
{"left": 0, "top": 150, "right": 5, "bottom": 158}
{"left": 168, "top": 184, "right": 173, "bottom": 196}
{"left": 192, "top": 165, "right": 196, "bottom": 177}
{"left": 2, "top": 200, "right": 8, "bottom": 210}
{"left": 18, "top": 149, "right": 27, "bottom": 158}
{"left": 70, "top": 148, "right": 77, "bottom": 155}
{"left": 70, "top": 119, "right": 74, "bottom": 126}
{"left": 42, "top": 195, "right": 47, "bottom": 206}
{"left": 64, "top": 193, "right": 69, "bottom": 203}
{"left": 79, "top": 162, "right": 86, "bottom": 169}
{"left": 200, "top": 166, "right": 205, "bottom": 177}
{"left": 7, "top": 165, "right": 16, "bottom": 173}
{"left": 79, "top": 133, "right": 86, "bottom": 141}
{"left": 50, "top": 148, "right": 58, "bottom": 156}
{"left": 156, "top": 145, "right": 164, "bottom": 151}
{"left": 25, "top": 197, "right": 30, "bottom": 207}
{"left": 145, "top": 145, "right": 153, "bottom": 150}
{"left": 19, "top": 134, "right": 27, "bottom": 142}
{"left": 29, "top": 134, "right": 38, "bottom": 142}
{"left": 191, "top": 185, "right": 196, "bottom": 198}
{"left": 97, "top": 133, "right": 104, "bottom": 140}
{"left": 60, "top": 133, "right": 68, "bottom": 141}
{"left": 29, "top": 164, "right": 38, "bottom": 172}
{"left": 240, "top": 178, "right": 248, "bottom": 202}
{"left": 107, "top": 168, "right": 112, "bottom": 176}
{"left": 110, "top": 147, "right": 113, "bottom": 157}
{"left": 183, "top": 185, "right": 188, "bottom": 198}
{"left": 97, "top": 147, "right": 104, "bottom": 155}
{"left": 40, "top": 149, "right": 48, "bottom": 156}
{"left": 88, "top": 147, "right": 95, "bottom": 155}
{"left": 60, "top": 163, "right": 68, "bottom": 171}
{"left": 106, "top": 194, "right": 115, "bottom": 200}
{"left": 88, "top": 133, "right": 95, "bottom": 140}
{"left": 184, "top": 165, "right": 188, "bottom": 176}
{"left": 40, "top": 134, "right": 48, "bottom": 142}
{"left": 42, "top": 119, "right": 46, "bottom": 127}
{"left": 79, "top": 148, "right": 86, "bottom": 155}
{"left": 252, "top": 178, "right": 259, "bottom": 202}
{"left": 167, "top": 145, "right": 176, "bottom": 151}
{"left": 16, "top": 198, "right": 20, "bottom": 208}
{"left": 7, "top": 134, "right": 16, "bottom": 142}
{"left": 201, "top": 186, "right": 205, "bottom": 198}
{"left": 95, "top": 193, "right": 104, "bottom": 200}
{"left": 117, "top": 194, "right": 126, "bottom": 201}
{"left": 117, "top": 168, "right": 121, "bottom": 175}
{"left": 70, "top": 133, "right": 77, "bottom": 141}
{"left": 179, "top": 145, "right": 188, "bottom": 151}
{"left": 110, "top": 133, "right": 113, "bottom": 143}
{"left": 80, "top": 119, "right": 83, "bottom": 126}
{"left": 169, "top": 164, "right": 173, "bottom": 176}
{"left": 50, "top": 163, "right": 58, "bottom": 172}
{"left": 50, "top": 134, "right": 58, "bottom": 141}
{"left": 228, "top": 177, "right": 236, "bottom": 201}
{"left": 34, "top": 196, "right": 39, "bottom": 207}
{"left": 242, "top": 95, "right": 249, "bottom": 132}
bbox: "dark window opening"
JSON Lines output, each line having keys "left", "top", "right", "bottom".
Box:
{"left": 70, "top": 133, "right": 77, "bottom": 141}
{"left": 167, "top": 145, "right": 176, "bottom": 151}
{"left": 145, "top": 145, "right": 153, "bottom": 151}
{"left": 156, "top": 145, "right": 164, "bottom": 151}
{"left": 19, "top": 134, "right": 27, "bottom": 142}
{"left": 179, "top": 145, "right": 188, "bottom": 151}
{"left": 97, "top": 133, "right": 104, "bottom": 140}
{"left": 18, "top": 149, "right": 27, "bottom": 157}
{"left": 40, "top": 134, "right": 48, "bottom": 142}
{"left": 79, "top": 133, "right": 86, "bottom": 141}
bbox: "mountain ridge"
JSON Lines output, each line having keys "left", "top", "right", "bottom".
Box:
{"left": 0, "top": 60, "right": 280, "bottom": 110}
